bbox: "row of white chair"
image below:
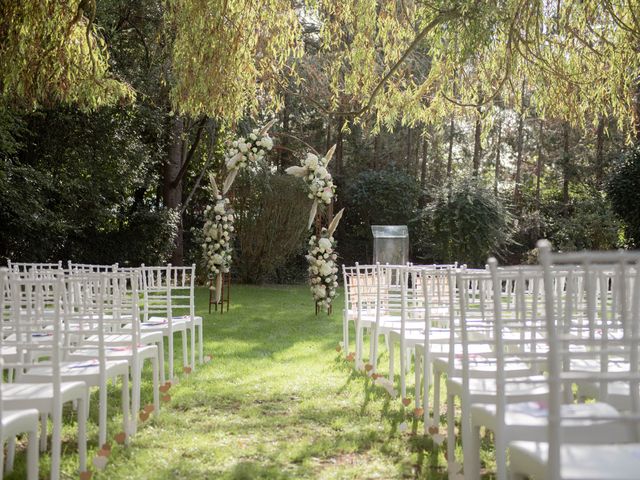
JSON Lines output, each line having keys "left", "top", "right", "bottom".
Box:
{"left": 342, "top": 242, "right": 640, "bottom": 479}
{"left": 1, "top": 262, "right": 205, "bottom": 479}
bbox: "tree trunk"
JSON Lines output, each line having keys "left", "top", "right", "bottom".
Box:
{"left": 472, "top": 114, "right": 482, "bottom": 176}
{"left": 419, "top": 134, "right": 429, "bottom": 207}
{"left": 494, "top": 118, "right": 502, "bottom": 194}
{"left": 634, "top": 73, "right": 640, "bottom": 142}
{"left": 595, "top": 116, "right": 605, "bottom": 185}
{"left": 514, "top": 80, "right": 527, "bottom": 205}
{"left": 562, "top": 123, "right": 571, "bottom": 210}
{"left": 420, "top": 135, "right": 429, "bottom": 189}
{"left": 446, "top": 117, "right": 454, "bottom": 176}
{"left": 406, "top": 126, "right": 412, "bottom": 169}
{"left": 535, "top": 120, "right": 544, "bottom": 208}
{"left": 164, "top": 115, "right": 185, "bottom": 265}
{"left": 335, "top": 117, "right": 344, "bottom": 175}
{"left": 279, "top": 95, "right": 290, "bottom": 173}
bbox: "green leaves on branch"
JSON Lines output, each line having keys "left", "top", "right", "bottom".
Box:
{"left": 167, "top": 0, "right": 302, "bottom": 121}
{"left": 0, "top": 1, "right": 133, "bottom": 110}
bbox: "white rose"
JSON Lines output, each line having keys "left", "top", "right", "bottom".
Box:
{"left": 321, "top": 190, "right": 332, "bottom": 204}
{"left": 239, "top": 142, "right": 248, "bottom": 153}
{"left": 315, "top": 166, "right": 328, "bottom": 179}
{"left": 261, "top": 137, "right": 273, "bottom": 150}
{"left": 319, "top": 262, "right": 333, "bottom": 277}
{"left": 305, "top": 154, "right": 319, "bottom": 169}
{"left": 318, "top": 238, "right": 332, "bottom": 251}
{"left": 250, "top": 133, "right": 257, "bottom": 140}
{"left": 214, "top": 203, "right": 225, "bottom": 215}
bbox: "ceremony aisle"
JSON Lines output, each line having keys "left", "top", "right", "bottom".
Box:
{"left": 63, "top": 284, "right": 450, "bottom": 480}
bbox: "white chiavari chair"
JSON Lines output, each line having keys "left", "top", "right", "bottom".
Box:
{"left": 139, "top": 265, "right": 190, "bottom": 381}
{"left": 19, "top": 272, "right": 131, "bottom": 447}
{"left": 168, "top": 264, "right": 202, "bottom": 369}
{"left": 2, "top": 271, "right": 89, "bottom": 480}
{"left": 0, "top": 271, "right": 39, "bottom": 480}
{"left": 68, "top": 268, "right": 160, "bottom": 436}
{"left": 508, "top": 241, "right": 640, "bottom": 480}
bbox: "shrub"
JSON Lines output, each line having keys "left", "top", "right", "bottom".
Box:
{"left": 340, "top": 168, "right": 421, "bottom": 264}
{"left": 65, "top": 207, "right": 179, "bottom": 266}
{"left": 232, "top": 169, "right": 310, "bottom": 283}
{"left": 423, "top": 177, "right": 515, "bottom": 266}
{"left": 607, "top": 145, "right": 640, "bottom": 245}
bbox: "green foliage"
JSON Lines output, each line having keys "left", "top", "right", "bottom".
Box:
{"left": 232, "top": 168, "right": 310, "bottom": 283}
{"left": 168, "top": 0, "right": 302, "bottom": 121}
{"left": 66, "top": 208, "right": 179, "bottom": 266}
{"left": 0, "top": 106, "right": 173, "bottom": 265}
{"left": 0, "top": 1, "right": 133, "bottom": 110}
{"left": 543, "top": 195, "right": 622, "bottom": 252}
{"left": 340, "top": 168, "right": 420, "bottom": 264}
{"left": 423, "top": 178, "right": 515, "bottom": 266}
{"left": 607, "top": 146, "right": 640, "bottom": 245}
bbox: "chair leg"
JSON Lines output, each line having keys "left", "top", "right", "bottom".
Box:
{"left": 152, "top": 354, "right": 160, "bottom": 415}
{"left": 198, "top": 323, "right": 203, "bottom": 364}
{"left": 414, "top": 348, "right": 421, "bottom": 408}
{"left": 181, "top": 329, "right": 188, "bottom": 371}
{"left": 51, "top": 405, "right": 62, "bottom": 480}
{"left": 446, "top": 393, "right": 456, "bottom": 477}
{"left": 433, "top": 371, "right": 442, "bottom": 426}
{"left": 399, "top": 341, "right": 406, "bottom": 400}
{"left": 423, "top": 351, "right": 430, "bottom": 431}
{"left": 6, "top": 437, "right": 15, "bottom": 472}
{"left": 77, "top": 395, "right": 87, "bottom": 474}
{"left": 131, "top": 359, "right": 141, "bottom": 435}
{"left": 99, "top": 380, "right": 108, "bottom": 447}
{"left": 27, "top": 426, "right": 39, "bottom": 480}
{"left": 121, "top": 372, "right": 130, "bottom": 439}
{"left": 466, "top": 423, "right": 482, "bottom": 480}
{"left": 39, "top": 414, "right": 47, "bottom": 452}
{"left": 355, "top": 323, "right": 362, "bottom": 368}
{"left": 168, "top": 332, "right": 174, "bottom": 380}
{"left": 158, "top": 339, "right": 166, "bottom": 385}
{"left": 190, "top": 326, "right": 196, "bottom": 369}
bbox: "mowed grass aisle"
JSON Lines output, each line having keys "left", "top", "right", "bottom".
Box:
{"left": 100, "top": 284, "right": 449, "bottom": 479}
{"left": 10, "top": 284, "right": 453, "bottom": 479}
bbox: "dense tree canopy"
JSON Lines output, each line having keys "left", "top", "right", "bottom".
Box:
{"left": 1, "top": 0, "right": 639, "bottom": 271}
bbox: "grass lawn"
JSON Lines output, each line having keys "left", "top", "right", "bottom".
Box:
{"left": 8, "top": 284, "right": 495, "bottom": 479}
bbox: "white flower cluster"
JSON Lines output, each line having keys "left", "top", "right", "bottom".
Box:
{"left": 307, "top": 229, "right": 339, "bottom": 310}
{"left": 224, "top": 128, "right": 274, "bottom": 171}
{"left": 202, "top": 196, "right": 235, "bottom": 278}
{"left": 302, "top": 152, "right": 335, "bottom": 205}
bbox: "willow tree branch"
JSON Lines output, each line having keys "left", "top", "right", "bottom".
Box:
{"left": 272, "top": 132, "right": 320, "bottom": 155}
{"left": 171, "top": 116, "right": 208, "bottom": 188}
{"left": 334, "top": 8, "right": 461, "bottom": 117}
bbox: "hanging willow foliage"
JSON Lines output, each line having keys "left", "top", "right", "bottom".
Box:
{"left": 167, "top": 0, "right": 303, "bottom": 122}
{"left": 313, "top": 0, "right": 640, "bottom": 139}
{"left": 0, "top": 0, "right": 133, "bottom": 110}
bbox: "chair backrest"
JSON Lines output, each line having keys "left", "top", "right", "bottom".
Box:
{"left": 67, "top": 261, "right": 119, "bottom": 274}
{"left": 167, "top": 264, "right": 196, "bottom": 320}
{"left": 7, "top": 261, "right": 63, "bottom": 273}
{"left": 538, "top": 240, "right": 640, "bottom": 480}
{"left": 139, "top": 265, "right": 172, "bottom": 329}
{"left": 3, "top": 269, "right": 64, "bottom": 396}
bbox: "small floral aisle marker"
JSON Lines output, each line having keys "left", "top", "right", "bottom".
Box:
{"left": 201, "top": 120, "right": 275, "bottom": 304}
{"left": 286, "top": 145, "right": 345, "bottom": 314}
